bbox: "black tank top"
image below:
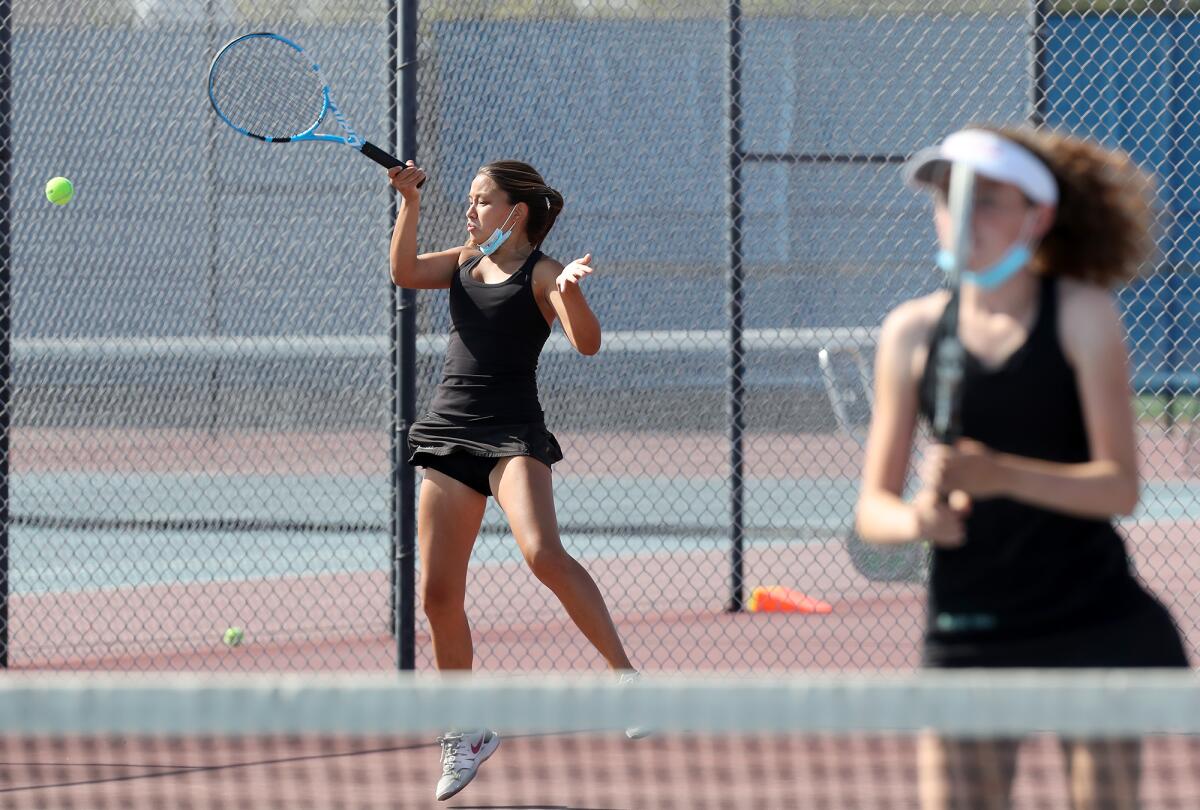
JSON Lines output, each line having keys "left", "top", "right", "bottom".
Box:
{"left": 428, "top": 250, "right": 551, "bottom": 424}
{"left": 917, "top": 276, "right": 1146, "bottom": 642}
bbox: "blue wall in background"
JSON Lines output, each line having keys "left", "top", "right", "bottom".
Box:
{"left": 1044, "top": 14, "right": 1200, "bottom": 391}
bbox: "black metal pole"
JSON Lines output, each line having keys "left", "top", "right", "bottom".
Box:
{"left": 1027, "top": 0, "right": 1049, "bottom": 128}
{"left": 1163, "top": 1, "right": 1185, "bottom": 418}
{"left": 0, "top": 0, "right": 11, "bottom": 668}
{"left": 388, "top": 0, "right": 398, "bottom": 642}
{"left": 205, "top": 0, "right": 220, "bottom": 435}
{"left": 393, "top": 0, "right": 419, "bottom": 670}
{"left": 724, "top": 0, "right": 746, "bottom": 613}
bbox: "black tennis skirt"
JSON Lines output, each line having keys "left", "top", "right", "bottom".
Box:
{"left": 406, "top": 411, "right": 564, "bottom": 469}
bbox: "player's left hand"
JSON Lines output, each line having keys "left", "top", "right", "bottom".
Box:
{"left": 556, "top": 254, "right": 594, "bottom": 292}
{"left": 925, "top": 439, "right": 1005, "bottom": 498}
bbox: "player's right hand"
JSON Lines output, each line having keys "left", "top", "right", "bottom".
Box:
{"left": 389, "top": 161, "right": 426, "bottom": 198}
{"left": 913, "top": 487, "right": 970, "bottom": 548}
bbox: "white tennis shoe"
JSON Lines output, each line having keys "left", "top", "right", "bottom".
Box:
{"left": 434, "top": 728, "right": 500, "bottom": 801}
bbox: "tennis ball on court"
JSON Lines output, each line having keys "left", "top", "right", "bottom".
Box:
{"left": 223, "top": 626, "right": 245, "bottom": 647}
{"left": 45, "top": 176, "right": 74, "bottom": 206}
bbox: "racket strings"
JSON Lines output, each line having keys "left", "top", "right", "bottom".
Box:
{"left": 211, "top": 37, "right": 325, "bottom": 139}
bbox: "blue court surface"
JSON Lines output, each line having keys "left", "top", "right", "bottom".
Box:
{"left": 12, "top": 472, "right": 1198, "bottom": 595}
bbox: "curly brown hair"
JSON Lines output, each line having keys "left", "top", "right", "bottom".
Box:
{"left": 475, "top": 160, "right": 564, "bottom": 247}
{"left": 979, "top": 125, "right": 1156, "bottom": 287}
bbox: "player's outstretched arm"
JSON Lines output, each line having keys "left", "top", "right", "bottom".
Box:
{"left": 540, "top": 254, "right": 601, "bottom": 356}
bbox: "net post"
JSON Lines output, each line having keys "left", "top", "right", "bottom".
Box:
{"left": 724, "top": 0, "right": 746, "bottom": 613}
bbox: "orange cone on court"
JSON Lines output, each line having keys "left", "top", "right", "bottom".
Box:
{"left": 747, "top": 585, "right": 833, "bottom": 614}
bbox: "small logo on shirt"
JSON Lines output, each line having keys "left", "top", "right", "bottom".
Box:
{"left": 936, "top": 612, "right": 998, "bottom": 633}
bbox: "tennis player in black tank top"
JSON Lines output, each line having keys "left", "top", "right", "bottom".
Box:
{"left": 387, "top": 160, "right": 643, "bottom": 801}
{"left": 855, "top": 127, "right": 1187, "bottom": 810}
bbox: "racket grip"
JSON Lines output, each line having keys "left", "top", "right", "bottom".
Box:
{"left": 361, "top": 141, "right": 425, "bottom": 188}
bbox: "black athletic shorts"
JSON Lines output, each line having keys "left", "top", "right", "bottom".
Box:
{"left": 407, "top": 412, "right": 563, "bottom": 497}
{"left": 924, "top": 596, "right": 1189, "bottom": 669}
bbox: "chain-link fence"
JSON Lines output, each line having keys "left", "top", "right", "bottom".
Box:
{"left": 8, "top": 0, "right": 1200, "bottom": 671}
{"left": 15, "top": 0, "right": 400, "bottom": 669}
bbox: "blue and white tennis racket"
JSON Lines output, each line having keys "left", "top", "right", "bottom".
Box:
{"left": 208, "top": 32, "right": 422, "bottom": 185}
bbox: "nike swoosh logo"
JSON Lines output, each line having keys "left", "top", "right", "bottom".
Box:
{"left": 470, "top": 739, "right": 483, "bottom": 754}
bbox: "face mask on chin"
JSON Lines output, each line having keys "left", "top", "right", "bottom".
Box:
{"left": 935, "top": 212, "right": 1037, "bottom": 291}
{"left": 477, "top": 205, "right": 519, "bottom": 256}
{"left": 936, "top": 243, "right": 1033, "bottom": 291}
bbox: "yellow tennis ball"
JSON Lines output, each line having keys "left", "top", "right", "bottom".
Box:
{"left": 223, "top": 626, "right": 244, "bottom": 647}
{"left": 45, "top": 176, "right": 74, "bottom": 206}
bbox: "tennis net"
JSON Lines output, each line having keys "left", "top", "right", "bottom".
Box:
{"left": 2, "top": 670, "right": 1197, "bottom": 808}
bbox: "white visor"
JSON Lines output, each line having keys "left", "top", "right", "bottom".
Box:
{"left": 903, "top": 128, "right": 1058, "bottom": 205}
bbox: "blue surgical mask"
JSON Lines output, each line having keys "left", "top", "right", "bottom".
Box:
{"left": 937, "top": 243, "right": 1032, "bottom": 291}
{"left": 477, "top": 206, "right": 519, "bottom": 256}
{"left": 936, "top": 213, "right": 1036, "bottom": 291}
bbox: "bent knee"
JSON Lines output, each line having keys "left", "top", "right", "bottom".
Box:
{"left": 522, "top": 543, "right": 574, "bottom": 582}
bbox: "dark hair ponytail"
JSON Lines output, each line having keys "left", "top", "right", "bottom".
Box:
{"left": 477, "top": 160, "right": 563, "bottom": 246}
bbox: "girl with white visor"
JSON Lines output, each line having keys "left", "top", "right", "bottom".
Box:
{"left": 855, "top": 126, "right": 1188, "bottom": 809}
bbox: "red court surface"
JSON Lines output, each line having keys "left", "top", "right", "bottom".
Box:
{"left": 2, "top": 730, "right": 1198, "bottom": 809}
{"left": 9, "top": 518, "right": 1194, "bottom": 674}
{"left": 7, "top": 424, "right": 1199, "bottom": 673}
{"left": 5, "top": 428, "right": 1200, "bottom": 808}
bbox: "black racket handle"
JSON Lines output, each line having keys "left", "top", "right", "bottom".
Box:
{"left": 361, "top": 140, "right": 425, "bottom": 188}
